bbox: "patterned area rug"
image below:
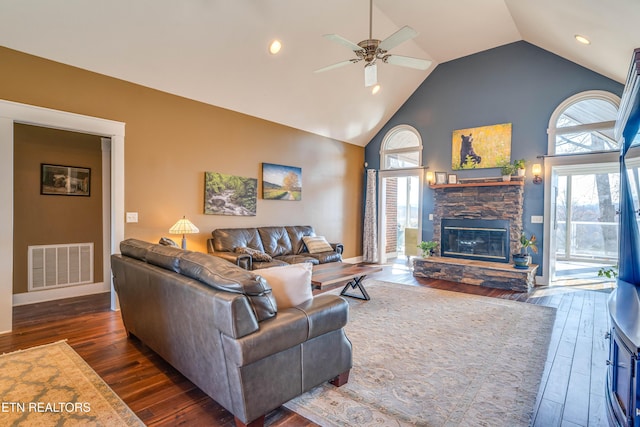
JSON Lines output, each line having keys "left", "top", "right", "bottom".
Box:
{"left": 0, "top": 341, "right": 143, "bottom": 426}
{"left": 285, "top": 281, "right": 556, "bottom": 426}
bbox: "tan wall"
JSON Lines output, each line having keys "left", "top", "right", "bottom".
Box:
{"left": 13, "top": 124, "right": 104, "bottom": 294}
{"left": 0, "top": 47, "right": 364, "bottom": 257}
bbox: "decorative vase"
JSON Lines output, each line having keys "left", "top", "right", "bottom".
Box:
{"left": 502, "top": 175, "right": 512, "bottom": 182}
{"left": 517, "top": 168, "right": 525, "bottom": 177}
{"left": 512, "top": 253, "right": 531, "bottom": 269}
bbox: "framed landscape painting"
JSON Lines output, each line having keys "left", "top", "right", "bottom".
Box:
{"left": 41, "top": 164, "right": 91, "bottom": 196}
{"left": 204, "top": 172, "right": 257, "bottom": 216}
{"left": 451, "top": 123, "right": 512, "bottom": 170}
{"left": 262, "top": 163, "right": 302, "bottom": 201}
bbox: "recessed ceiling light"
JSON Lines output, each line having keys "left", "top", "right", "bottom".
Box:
{"left": 371, "top": 84, "right": 381, "bottom": 95}
{"left": 575, "top": 34, "right": 591, "bottom": 45}
{"left": 269, "top": 40, "right": 282, "bottom": 55}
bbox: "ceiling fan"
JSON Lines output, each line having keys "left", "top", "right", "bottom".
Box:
{"left": 315, "top": 0, "right": 431, "bottom": 87}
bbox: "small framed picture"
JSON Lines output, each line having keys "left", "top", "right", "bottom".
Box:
{"left": 435, "top": 172, "right": 447, "bottom": 185}
{"left": 41, "top": 164, "right": 91, "bottom": 196}
{"left": 448, "top": 174, "right": 458, "bottom": 184}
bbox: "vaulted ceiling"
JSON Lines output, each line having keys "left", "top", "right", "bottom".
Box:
{"left": 0, "top": 0, "right": 638, "bottom": 146}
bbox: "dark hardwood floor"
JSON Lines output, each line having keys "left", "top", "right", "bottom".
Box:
{"left": 0, "top": 262, "right": 614, "bottom": 426}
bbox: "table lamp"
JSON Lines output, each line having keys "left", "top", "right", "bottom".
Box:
{"left": 169, "top": 216, "right": 199, "bottom": 249}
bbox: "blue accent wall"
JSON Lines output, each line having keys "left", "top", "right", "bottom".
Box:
{"left": 365, "top": 41, "right": 623, "bottom": 271}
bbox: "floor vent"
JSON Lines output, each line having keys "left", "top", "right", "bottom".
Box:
{"left": 28, "top": 243, "right": 94, "bottom": 291}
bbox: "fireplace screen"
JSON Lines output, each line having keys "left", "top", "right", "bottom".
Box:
{"left": 441, "top": 219, "right": 510, "bottom": 263}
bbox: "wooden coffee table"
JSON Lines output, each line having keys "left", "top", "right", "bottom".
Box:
{"left": 311, "top": 263, "right": 383, "bottom": 300}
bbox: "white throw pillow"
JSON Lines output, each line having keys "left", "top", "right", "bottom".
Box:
{"left": 258, "top": 263, "right": 313, "bottom": 309}
{"left": 302, "top": 236, "right": 333, "bottom": 254}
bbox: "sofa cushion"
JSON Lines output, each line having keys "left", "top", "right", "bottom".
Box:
{"left": 307, "top": 251, "right": 343, "bottom": 264}
{"left": 274, "top": 255, "right": 319, "bottom": 265}
{"left": 258, "top": 226, "right": 293, "bottom": 257}
{"left": 120, "top": 238, "right": 155, "bottom": 261}
{"left": 213, "top": 228, "right": 265, "bottom": 253}
{"left": 235, "top": 246, "right": 272, "bottom": 262}
{"left": 146, "top": 245, "right": 185, "bottom": 273}
{"left": 257, "top": 263, "right": 313, "bottom": 309}
{"left": 179, "top": 252, "right": 277, "bottom": 321}
{"left": 286, "top": 226, "right": 315, "bottom": 255}
{"left": 158, "top": 237, "right": 180, "bottom": 247}
{"left": 302, "top": 236, "right": 334, "bottom": 254}
{"left": 251, "top": 259, "right": 289, "bottom": 270}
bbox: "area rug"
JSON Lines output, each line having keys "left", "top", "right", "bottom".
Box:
{"left": 0, "top": 340, "right": 143, "bottom": 426}
{"left": 285, "top": 281, "right": 556, "bottom": 426}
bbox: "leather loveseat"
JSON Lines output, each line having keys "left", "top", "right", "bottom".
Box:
{"left": 207, "top": 225, "right": 343, "bottom": 270}
{"left": 111, "top": 238, "right": 352, "bottom": 427}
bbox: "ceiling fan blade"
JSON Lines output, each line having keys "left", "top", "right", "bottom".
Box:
{"left": 378, "top": 26, "right": 418, "bottom": 52}
{"left": 314, "top": 59, "right": 361, "bottom": 73}
{"left": 383, "top": 55, "right": 431, "bottom": 70}
{"left": 323, "top": 34, "right": 364, "bottom": 53}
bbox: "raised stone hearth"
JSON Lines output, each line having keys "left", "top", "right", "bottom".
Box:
{"left": 413, "top": 256, "right": 537, "bottom": 292}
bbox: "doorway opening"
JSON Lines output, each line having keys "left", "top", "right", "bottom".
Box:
{"left": 381, "top": 174, "right": 421, "bottom": 263}
{"left": 0, "top": 99, "right": 125, "bottom": 333}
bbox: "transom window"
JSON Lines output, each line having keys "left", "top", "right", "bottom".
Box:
{"left": 548, "top": 91, "right": 620, "bottom": 155}
{"left": 380, "top": 125, "right": 422, "bottom": 169}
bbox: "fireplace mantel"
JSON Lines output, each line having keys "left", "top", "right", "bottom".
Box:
{"left": 429, "top": 180, "right": 524, "bottom": 189}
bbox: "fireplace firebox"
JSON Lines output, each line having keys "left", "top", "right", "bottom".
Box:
{"left": 441, "top": 219, "right": 510, "bottom": 263}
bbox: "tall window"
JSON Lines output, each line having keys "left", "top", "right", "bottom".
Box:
{"left": 380, "top": 125, "right": 422, "bottom": 169}
{"left": 548, "top": 90, "right": 620, "bottom": 155}
{"left": 546, "top": 90, "right": 621, "bottom": 283}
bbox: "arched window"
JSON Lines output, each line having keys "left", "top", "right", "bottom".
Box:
{"left": 380, "top": 125, "right": 422, "bottom": 169}
{"left": 548, "top": 90, "right": 620, "bottom": 155}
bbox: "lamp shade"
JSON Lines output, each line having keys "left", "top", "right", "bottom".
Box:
{"left": 531, "top": 164, "right": 542, "bottom": 176}
{"left": 169, "top": 217, "right": 199, "bottom": 235}
{"left": 426, "top": 171, "right": 435, "bottom": 184}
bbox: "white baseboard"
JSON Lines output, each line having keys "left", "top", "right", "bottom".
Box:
{"left": 535, "top": 274, "right": 549, "bottom": 286}
{"left": 343, "top": 256, "right": 363, "bottom": 264}
{"left": 13, "top": 282, "right": 110, "bottom": 306}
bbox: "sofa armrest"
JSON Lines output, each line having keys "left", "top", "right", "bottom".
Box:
{"left": 221, "top": 295, "right": 349, "bottom": 367}
{"left": 209, "top": 250, "right": 252, "bottom": 270}
{"left": 212, "top": 291, "right": 260, "bottom": 339}
{"left": 295, "top": 294, "right": 349, "bottom": 339}
{"left": 330, "top": 243, "right": 344, "bottom": 255}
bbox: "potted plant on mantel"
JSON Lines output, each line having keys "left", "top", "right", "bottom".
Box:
{"left": 513, "top": 159, "right": 526, "bottom": 176}
{"left": 513, "top": 232, "right": 538, "bottom": 269}
{"left": 500, "top": 162, "right": 516, "bottom": 182}
{"left": 418, "top": 241, "right": 438, "bottom": 258}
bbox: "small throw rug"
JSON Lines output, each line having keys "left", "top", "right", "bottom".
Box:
{"left": 0, "top": 340, "right": 143, "bottom": 426}
{"left": 285, "top": 281, "right": 556, "bottom": 426}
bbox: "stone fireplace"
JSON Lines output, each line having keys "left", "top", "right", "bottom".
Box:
{"left": 432, "top": 182, "right": 524, "bottom": 258}
{"left": 412, "top": 181, "right": 534, "bottom": 292}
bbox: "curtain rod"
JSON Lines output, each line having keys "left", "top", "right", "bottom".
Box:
{"left": 536, "top": 149, "right": 620, "bottom": 159}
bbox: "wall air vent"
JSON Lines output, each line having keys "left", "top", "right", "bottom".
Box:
{"left": 28, "top": 243, "right": 94, "bottom": 291}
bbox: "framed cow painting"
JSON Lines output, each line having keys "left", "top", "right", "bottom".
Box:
{"left": 451, "top": 123, "right": 512, "bottom": 170}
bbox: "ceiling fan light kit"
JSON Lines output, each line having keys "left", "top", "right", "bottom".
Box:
{"left": 364, "top": 63, "right": 377, "bottom": 87}
{"left": 315, "top": 0, "right": 431, "bottom": 87}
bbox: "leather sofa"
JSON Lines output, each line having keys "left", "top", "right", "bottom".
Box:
{"left": 207, "top": 225, "right": 343, "bottom": 270}
{"left": 111, "top": 238, "right": 352, "bottom": 427}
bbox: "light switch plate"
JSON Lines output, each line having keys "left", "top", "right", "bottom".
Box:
{"left": 531, "top": 215, "right": 543, "bottom": 223}
{"left": 126, "top": 212, "right": 138, "bottom": 223}
{"left": 429, "top": 214, "right": 434, "bottom": 221}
